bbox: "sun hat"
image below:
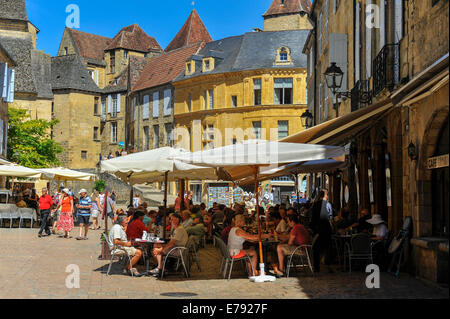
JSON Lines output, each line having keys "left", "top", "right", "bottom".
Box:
{"left": 79, "top": 188, "right": 87, "bottom": 194}
{"left": 62, "top": 188, "right": 70, "bottom": 194}
{"left": 366, "top": 214, "right": 385, "bottom": 225}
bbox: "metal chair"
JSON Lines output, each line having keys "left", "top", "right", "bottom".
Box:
{"left": 344, "top": 233, "right": 373, "bottom": 272}
{"left": 215, "top": 236, "right": 254, "bottom": 281}
{"left": 9, "top": 206, "right": 20, "bottom": 228}
{"left": 160, "top": 246, "right": 189, "bottom": 279}
{"left": 19, "top": 208, "right": 35, "bottom": 229}
{"left": 187, "top": 236, "right": 202, "bottom": 271}
{"left": 286, "top": 234, "right": 318, "bottom": 278}
{"left": 104, "top": 233, "right": 134, "bottom": 277}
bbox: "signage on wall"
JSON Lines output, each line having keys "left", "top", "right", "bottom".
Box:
{"left": 368, "top": 159, "right": 374, "bottom": 204}
{"left": 385, "top": 154, "right": 392, "bottom": 207}
{"left": 427, "top": 154, "right": 449, "bottom": 170}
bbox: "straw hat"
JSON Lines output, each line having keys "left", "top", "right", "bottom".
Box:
{"left": 62, "top": 188, "right": 70, "bottom": 194}
{"left": 79, "top": 189, "right": 87, "bottom": 194}
{"left": 367, "top": 214, "right": 385, "bottom": 225}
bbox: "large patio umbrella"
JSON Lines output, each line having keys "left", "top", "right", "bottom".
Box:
{"left": 0, "top": 164, "right": 47, "bottom": 179}
{"left": 173, "top": 139, "right": 345, "bottom": 283}
{"left": 37, "top": 167, "right": 97, "bottom": 182}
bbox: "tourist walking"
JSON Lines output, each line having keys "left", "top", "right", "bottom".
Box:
{"left": 76, "top": 189, "right": 92, "bottom": 240}
{"left": 51, "top": 189, "right": 62, "bottom": 234}
{"left": 53, "top": 188, "right": 74, "bottom": 239}
{"left": 38, "top": 188, "right": 53, "bottom": 238}
{"left": 133, "top": 193, "right": 141, "bottom": 208}
{"left": 90, "top": 191, "right": 102, "bottom": 230}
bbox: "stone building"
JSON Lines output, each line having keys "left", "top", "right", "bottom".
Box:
{"left": 0, "top": 0, "right": 53, "bottom": 122}
{"left": 172, "top": 4, "right": 311, "bottom": 202}
{"left": 0, "top": 40, "right": 16, "bottom": 172}
{"left": 263, "top": 0, "right": 313, "bottom": 31}
{"left": 294, "top": 0, "right": 448, "bottom": 283}
{"left": 50, "top": 54, "right": 102, "bottom": 169}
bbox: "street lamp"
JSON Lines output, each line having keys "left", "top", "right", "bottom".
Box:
{"left": 301, "top": 109, "right": 314, "bottom": 129}
{"left": 324, "top": 62, "right": 344, "bottom": 96}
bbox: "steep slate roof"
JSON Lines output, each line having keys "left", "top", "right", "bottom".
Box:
{"left": 103, "top": 55, "right": 148, "bottom": 93}
{"left": 104, "top": 24, "right": 161, "bottom": 53}
{"left": 0, "top": 0, "right": 28, "bottom": 21}
{"left": 68, "top": 28, "right": 111, "bottom": 63}
{"left": 263, "top": 0, "right": 312, "bottom": 17}
{"left": 165, "top": 9, "right": 212, "bottom": 52}
{"left": 0, "top": 34, "right": 54, "bottom": 98}
{"left": 132, "top": 43, "right": 204, "bottom": 92}
{"left": 51, "top": 55, "right": 102, "bottom": 93}
{"left": 174, "top": 30, "right": 309, "bottom": 82}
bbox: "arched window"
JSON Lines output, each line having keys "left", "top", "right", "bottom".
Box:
{"left": 279, "top": 48, "right": 288, "bottom": 61}
{"left": 276, "top": 47, "right": 292, "bottom": 65}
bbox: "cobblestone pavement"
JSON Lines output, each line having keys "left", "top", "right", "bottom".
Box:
{"left": 0, "top": 228, "right": 448, "bottom": 299}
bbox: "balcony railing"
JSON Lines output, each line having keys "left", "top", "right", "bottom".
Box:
{"left": 372, "top": 44, "right": 400, "bottom": 96}
{"left": 351, "top": 80, "right": 372, "bottom": 112}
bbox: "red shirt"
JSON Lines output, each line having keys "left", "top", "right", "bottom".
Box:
{"left": 291, "top": 224, "right": 311, "bottom": 246}
{"left": 126, "top": 219, "right": 147, "bottom": 241}
{"left": 39, "top": 194, "right": 53, "bottom": 210}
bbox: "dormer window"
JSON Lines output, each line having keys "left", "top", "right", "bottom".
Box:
{"left": 202, "top": 57, "right": 214, "bottom": 73}
{"left": 276, "top": 47, "right": 292, "bottom": 65}
{"left": 124, "top": 50, "right": 129, "bottom": 59}
{"left": 186, "top": 61, "right": 195, "bottom": 75}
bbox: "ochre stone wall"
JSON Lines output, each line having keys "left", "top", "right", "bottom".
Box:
{"left": 264, "top": 14, "right": 312, "bottom": 31}
{"left": 52, "top": 91, "right": 101, "bottom": 169}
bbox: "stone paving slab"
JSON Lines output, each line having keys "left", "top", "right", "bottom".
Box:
{"left": 0, "top": 228, "right": 448, "bottom": 299}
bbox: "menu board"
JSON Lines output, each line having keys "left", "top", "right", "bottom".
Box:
{"left": 208, "top": 186, "right": 233, "bottom": 208}
{"left": 233, "top": 187, "right": 244, "bottom": 204}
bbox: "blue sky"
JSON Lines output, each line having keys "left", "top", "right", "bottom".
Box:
{"left": 26, "top": 0, "right": 272, "bottom": 55}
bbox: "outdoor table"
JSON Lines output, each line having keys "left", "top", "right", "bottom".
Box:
{"left": 134, "top": 238, "right": 166, "bottom": 275}
{"left": 332, "top": 234, "right": 353, "bottom": 267}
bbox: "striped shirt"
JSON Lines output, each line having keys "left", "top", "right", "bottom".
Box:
{"left": 78, "top": 196, "right": 92, "bottom": 216}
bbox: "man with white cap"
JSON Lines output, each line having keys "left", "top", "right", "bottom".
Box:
{"left": 76, "top": 189, "right": 92, "bottom": 240}
{"left": 367, "top": 214, "right": 389, "bottom": 241}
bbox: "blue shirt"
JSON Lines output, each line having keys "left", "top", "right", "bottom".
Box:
{"left": 78, "top": 196, "right": 92, "bottom": 216}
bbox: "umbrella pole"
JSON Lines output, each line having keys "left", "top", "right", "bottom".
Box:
{"left": 250, "top": 165, "right": 276, "bottom": 283}
{"left": 162, "top": 172, "right": 168, "bottom": 239}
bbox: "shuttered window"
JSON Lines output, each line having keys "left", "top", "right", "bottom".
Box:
{"left": 366, "top": 0, "right": 373, "bottom": 78}
{"left": 278, "top": 121, "right": 289, "bottom": 139}
{"left": 163, "top": 89, "right": 172, "bottom": 116}
{"left": 154, "top": 125, "right": 160, "bottom": 148}
{"left": 153, "top": 91, "right": 159, "bottom": 118}
{"left": 355, "top": 2, "right": 361, "bottom": 83}
{"left": 394, "top": 0, "right": 403, "bottom": 42}
{"left": 208, "top": 90, "right": 214, "bottom": 110}
{"left": 1, "top": 63, "right": 8, "bottom": 99}
{"left": 143, "top": 95, "right": 150, "bottom": 119}
{"left": 6, "top": 68, "right": 15, "bottom": 103}
{"left": 108, "top": 95, "right": 112, "bottom": 114}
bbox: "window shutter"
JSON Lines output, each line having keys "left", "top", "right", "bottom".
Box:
{"left": 366, "top": 0, "right": 372, "bottom": 78}
{"left": 0, "top": 120, "right": 3, "bottom": 155}
{"left": 117, "top": 93, "right": 121, "bottom": 113}
{"left": 394, "top": 0, "right": 403, "bottom": 42}
{"left": 153, "top": 91, "right": 159, "bottom": 118}
{"left": 95, "top": 70, "right": 99, "bottom": 85}
{"left": 6, "top": 69, "right": 15, "bottom": 103}
{"left": 0, "top": 63, "right": 7, "bottom": 99}
{"left": 325, "top": 0, "right": 329, "bottom": 45}
{"left": 143, "top": 95, "right": 150, "bottom": 119}
{"left": 355, "top": 2, "right": 361, "bottom": 83}
{"left": 164, "top": 89, "right": 172, "bottom": 116}
{"left": 330, "top": 33, "right": 348, "bottom": 92}
{"left": 380, "top": 0, "right": 386, "bottom": 50}
{"left": 108, "top": 95, "right": 111, "bottom": 113}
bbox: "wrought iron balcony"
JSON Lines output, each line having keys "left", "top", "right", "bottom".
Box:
{"left": 372, "top": 44, "right": 400, "bottom": 96}
{"left": 351, "top": 80, "right": 372, "bottom": 112}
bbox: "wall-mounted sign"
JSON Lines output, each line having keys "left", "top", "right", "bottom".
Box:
{"left": 385, "top": 154, "right": 392, "bottom": 207}
{"left": 368, "top": 158, "right": 374, "bottom": 204}
{"left": 427, "top": 154, "right": 449, "bottom": 170}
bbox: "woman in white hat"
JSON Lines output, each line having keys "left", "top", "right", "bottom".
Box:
{"left": 52, "top": 188, "right": 74, "bottom": 239}
{"left": 367, "top": 214, "right": 389, "bottom": 241}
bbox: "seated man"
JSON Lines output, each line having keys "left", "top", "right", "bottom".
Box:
{"left": 150, "top": 213, "right": 188, "bottom": 277}
{"left": 181, "top": 210, "right": 193, "bottom": 229}
{"left": 108, "top": 215, "right": 143, "bottom": 277}
{"left": 348, "top": 208, "right": 372, "bottom": 234}
{"left": 273, "top": 214, "right": 312, "bottom": 277}
{"left": 186, "top": 215, "right": 207, "bottom": 246}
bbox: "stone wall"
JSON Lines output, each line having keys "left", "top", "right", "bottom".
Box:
{"left": 264, "top": 14, "right": 312, "bottom": 31}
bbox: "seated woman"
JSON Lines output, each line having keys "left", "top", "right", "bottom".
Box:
{"left": 126, "top": 211, "right": 152, "bottom": 241}
{"left": 272, "top": 214, "right": 312, "bottom": 277}
{"left": 227, "top": 214, "right": 270, "bottom": 278}
{"left": 274, "top": 211, "right": 289, "bottom": 235}
{"left": 366, "top": 214, "right": 389, "bottom": 241}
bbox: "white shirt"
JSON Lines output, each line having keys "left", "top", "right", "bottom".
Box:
{"left": 228, "top": 227, "right": 246, "bottom": 257}
{"left": 276, "top": 219, "right": 289, "bottom": 234}
{"left": 109, "top": 224, "right": 127, "bottom": 253}
{"left": 373, "top": 223, "right": 388, "bottom": 238}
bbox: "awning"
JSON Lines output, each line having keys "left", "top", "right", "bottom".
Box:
{"left": 280, "top": 99, "right": 393, "bottom": 146}
{"left": 37, "top": 168, "right": 97, "bottom": 182}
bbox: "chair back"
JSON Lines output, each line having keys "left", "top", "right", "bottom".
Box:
{"left": 351, "top": 233, "right": 372, "bottom": 254}
{"left": 215, "top": 236, "right": 230, "bottom": 260}
{"left": 186, "top": 236, "right": 197, "bottom": 252}
{"left": 103, "top": 232, "right": 114, "bottom": 251}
